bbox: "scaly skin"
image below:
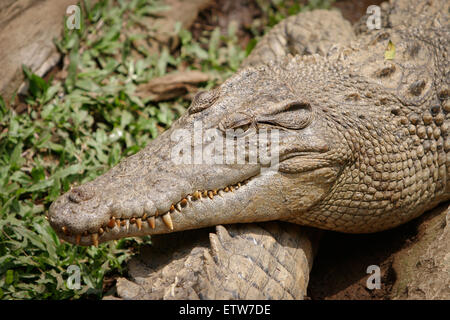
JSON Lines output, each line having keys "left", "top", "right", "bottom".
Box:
{"left": 48, "top": 0, "right": 449, "bottom": 298}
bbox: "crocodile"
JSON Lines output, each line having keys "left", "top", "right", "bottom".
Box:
{"left": 48, "top": 0, "right": 449, "bottom": 299}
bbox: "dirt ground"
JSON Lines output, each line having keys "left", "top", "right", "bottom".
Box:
{"left": 308, "top": 203, "right": 449, "bottom": 300}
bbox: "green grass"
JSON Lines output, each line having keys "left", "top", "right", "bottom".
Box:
{"left": 0, "top": 0, "right": 333, "bottom": 299}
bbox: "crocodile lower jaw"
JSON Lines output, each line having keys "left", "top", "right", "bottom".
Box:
{"left": 57, "top": 178, "right": 252, "bottom": 246}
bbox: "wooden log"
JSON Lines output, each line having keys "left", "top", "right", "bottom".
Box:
{"left": 0, "top": 0, "right": 76, "bottom": 101}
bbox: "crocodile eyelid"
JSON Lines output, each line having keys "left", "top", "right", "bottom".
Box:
{"left": 256, "top": 101, "right": 313, "bottom": 130}
{"left": 218, "top": 110, "right": 255, "bottom": 131}
{"left": 282, "top": 101, "right": 311, "bottom": 113}
{"left": 188, "top": 90, "right": 219, "bottom": 114}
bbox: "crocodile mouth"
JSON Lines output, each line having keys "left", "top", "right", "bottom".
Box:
{"left": 55, "top": 177, "right": 253, "bottom": 246}
{"left": 52, "top": 149, "right": 329, "bottom": 246}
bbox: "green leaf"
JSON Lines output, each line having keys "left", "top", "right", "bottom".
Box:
{"left": 5, "top": 270, "right": 14, "bottom": 285}
{"left": 65, "top": 36, "right": 80, "bottom": 92}
{"left": 10, "top": 142, "right": 24, "bottom": 170}
{"left": 0, "top": 95, "right": 6, "bottom": 119}
{"left": 52, "top": 164, "right": 84, "bottom": 181}
{"left": 246, "top": 38, "right": 258, "bottom": 57}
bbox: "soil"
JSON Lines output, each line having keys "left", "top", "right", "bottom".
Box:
{"left": 333, "top": 0, "right": 385, "bottom": 23}
{"left": 190, "top": 0, "right": 262, "bottom": 49}
{"left": 308, "top": 203, "right": 449, "bottom": 300}
{"left": 307, "top": 217, "right": 410, "bottom": 300}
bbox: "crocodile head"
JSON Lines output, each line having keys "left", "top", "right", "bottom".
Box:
{"left": 49, "top": 59, "right": 353, "bottom": 246}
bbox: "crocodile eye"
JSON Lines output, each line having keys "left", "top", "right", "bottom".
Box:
{"left": 228, "top": 123, "right": 253, "bottom": 138}
{"left": 188, "top": 90, "right": 219, "bottom": 115}
{"left": 218, "top": 112, "right": 254, "bottom": 138}
{"left": 257, "top": 102, "right": 312, "bottom": 130}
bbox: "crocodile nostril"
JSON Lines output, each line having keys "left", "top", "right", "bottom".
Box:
{"left": 68, "top": 187, "right": 95, "bottom": 203}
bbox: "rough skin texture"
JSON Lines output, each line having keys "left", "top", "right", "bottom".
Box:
{"left": 115, "top": 223, "right": 318, "bottom": 300}
{"left": 48, "top": 0, "right": 449, "bottom": 299}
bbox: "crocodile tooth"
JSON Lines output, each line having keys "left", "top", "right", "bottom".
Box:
{"left": 229, "top": 186, "right": 235, "bottom": 192}
{"left": 121, "top": 220, "right": 126, "bottom": 226}
{"left": 224, "top": 187, "right": 230, "bottom": 192}
{"left": 75, "top": 234, "right": 81, "bottom": 245}
{"left": 98, "top": 227, "right": 104, "bottom": 235}
{"left": 192, "top": 191, "right": 200, "bottom": 200}
{"left": 61, "top": 226, "right": 69, "bottom": 235}
{"left": 162, "top": 213, "right": 173, "bottom": 230}
{"left": 107, "top": 217, "right": 116, "bottom": 229}
{"left": 92, "top": 233, "right": 99, "bottom": 247}
{"left": 136, "top": 218, "right": 142, "bottom": 230}
{"left": 125, "top": 219, "right": 130, "bottom": 231}
{"left": 175, "top": 203, "right": 182, "bottom": 211}
{"left": 237, "top": 182, "right": 241, "bottom": 188}
{"left": 147, "top": 217, "right": 155, "bottom": 229}
{"left": 116, "top": 219, "right": 121, "bottom": 228}
{"left": 180, "top": 198, "right": 188, "bottom": 207}
{"left": 170, "top": 204, "right": 175, "bottom": 213}
{"left": 213, "top": 189, "right": 218, "bottom": 195}
{"left": 208, "top": 191, "right": 214, "bottom": 199}
{"left": 130, "top": 217, "right": 136, "bottom": 224}
{"left": 142, "top": 213, "right": 147, "bottom": 220}
{"left": 202, "top": 190, "right": 208, "bottom": 198}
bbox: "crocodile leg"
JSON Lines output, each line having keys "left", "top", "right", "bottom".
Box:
{"left": 115, "top": 222, "right": 320, "bottom": 299}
